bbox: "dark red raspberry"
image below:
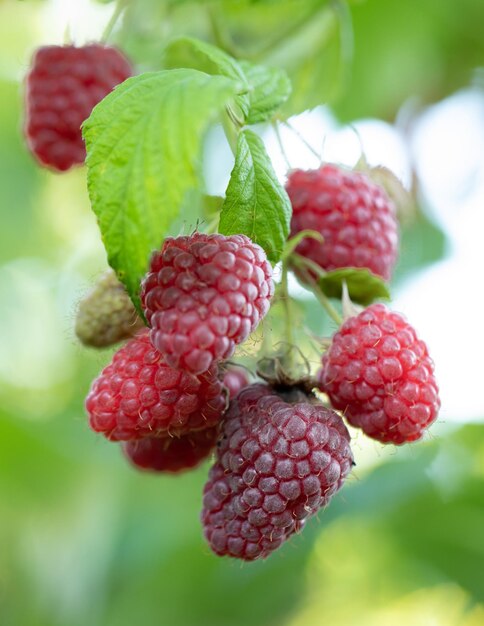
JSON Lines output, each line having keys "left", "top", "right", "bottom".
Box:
{"left": 85, "top": 330, "right": 226, "bottom": 441}
{"left": 222, "top": 366, "right": 250, "bottom": 399}
{"left": 123, "top": 427, "right": 218, "bottom": 473}
{"left": 286, "top": 165, "right": 398, "bottom": 281}
{"left": 141, "top": 234, "right": 274, "bottom": 376}
{"left": 318, "top": 303, "right": 440, "bottom": 444}
{"left": 25, "top": 44, "right": 132, "bottom": 171}
{"left": 202, "top": 384, "right": 353, "bottom": 561}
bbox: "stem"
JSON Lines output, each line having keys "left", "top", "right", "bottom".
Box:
{"left": 222, "top": 111, "right": 239, "bottom": 157}
{"left": 309, "top": 281, "right": 343, "bottom": 326}
{"left": 283, "top": 120, "right": 321, "bottom": 162}
{"left": 206, "top": 5, "right": 240, "bottom": 58}
{"left": 250, "top": 2, "right": 329, "bottom": 61}
{"left": 280, "top": 262, "right": 295, "bottom": 351}
{"left": 260, "top": 314, "right": 273, "bottom": 359}
{"left": 292, "top": 258, "right": 342, "bottom": 326}
{"left": 101, "top": 0, "right": 129, "bottom": 44}
{"left": 292, "top": 253, "right": 327, "bottom": 279}
{"left": 272, "top": 122, "right": 292, "bottom": 171}
{"left": 63, "top": 22, "right": 73, "bottom": 45}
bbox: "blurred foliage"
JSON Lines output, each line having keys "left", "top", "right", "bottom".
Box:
{"left": 1, "top": 409, "right": 483, "bottom": 626}
{"left": 114, "top": 0, "right": 484, "bottom": 120}
{"left": 0, "top": 0, "right": 482, "bottom": 625}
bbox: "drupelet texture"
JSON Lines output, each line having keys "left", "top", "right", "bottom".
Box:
{"left": 141, "top": 234, "right": 274, "bottom": 375}
{"left": 25, "top": 44, "right": 132, "bottom": 171}
{"left": 123, "top": 427, "right": 218, "bottom": 473}
{"left": 222, "top": 366, "right": 250, "bottom": 399}
{"left": 85, "top": 330, "right": 227, "bottom": 441}
{"left": 202, "top": 384, "right": 353, "bottom": 560}
{"left": 319, "top": 303, "right": 440, "bottom": 444}
{"left": 286, "top": 164, "right": 398, "bottom": 281}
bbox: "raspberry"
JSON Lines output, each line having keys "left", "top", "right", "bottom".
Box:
{"left": 75, "top": 270, "right": 145, "bottom": 348}
{"left": 85, "top": 330, "right": 227, "bottom": 441}
{"left": 123, "top": 427, "right": 218, "bottom": 473}
{"left": 25, "top": 44, "right": 132, "bottom": 171}
{"left": 201, "top": 384, "right": 353, "bottom": 560}
{"left": 222, "top": 366, "right": 250, "bottom": 399}
{"left": 286, "top": 165, "right": 398, "bottom": 281}
{"left": 141, "top": 234, "right": 274, "bottom": 376}
{"left": 318, "top": 303, "right": 440, "bottom": 444}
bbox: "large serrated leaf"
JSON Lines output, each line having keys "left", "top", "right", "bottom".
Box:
{"left": 83, "top": 69, "right": 238, "bottom": 312}
{"left": 240, "top": 61, "right": 292, "bottom": 124}
{"left": 219, "top": 129, "right": 291, "bottom": 263}
{"left": 163, "top": 37, "right": 250, "bottom": 122}
{"left": 319, "top": 267, "right": 391, "bottom": 305}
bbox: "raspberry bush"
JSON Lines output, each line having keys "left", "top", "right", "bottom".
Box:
{"left": 25, "top": 4, "right": 440, "bottom": 562}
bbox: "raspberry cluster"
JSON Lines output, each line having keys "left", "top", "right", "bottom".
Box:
{"left": 286, "top": 164, "right": 398, "bottom": 281}
{"left": 25, "top": 44, "right": 132, "bottom": 171}
{"left": 76, "top": 150, "right": 438, "bottom": 559}
{"left": 85, "top": 233, "right": 273, "bottom": 480}
{"left": 27, "top": 31, "right": 440, "bottom": 564}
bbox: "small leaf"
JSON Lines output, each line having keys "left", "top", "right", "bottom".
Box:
{"left": 83, "top": 69, "right": 238, "bottom": 312}
{"left": 240, "top": 61, "right": 291, "bottom": 124}
{"left": 164, "top": 36, "right": 249, "bottom": 122}
{"left": 319, "top": 267, "right": 390, "bottom": 305}
{"left": 219, "top": 129, "right": 291, "bottom": 263}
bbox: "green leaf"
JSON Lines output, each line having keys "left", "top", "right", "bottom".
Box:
{"left": 240, "top": 61, "right": 291, "bottom": 124}
{"left": 83, "top": 69, "right": 238, "bottom": 312}
{"left": 163, "top": 36, "right": 250, "bottom": 123}
{"left": 219, "top": 129, "right": 291, "bottom": 263}
{"left": 319, "top": 267, "right": 390, "bottom": 305}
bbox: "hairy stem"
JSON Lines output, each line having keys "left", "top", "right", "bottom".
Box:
{"left": 101, "top": 0, "right": 130, "bottom": 44}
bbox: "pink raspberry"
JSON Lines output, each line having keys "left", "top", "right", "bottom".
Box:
{"left": 286, "top": 165, "right": 398, "bottom": 281}
{"left": 318, "top": 303, "right": 440, "bottom": 444}
{"left": 141, "top": 234, "right": 274, "bottom": 376}
{"left": 123, "top": 427, "right": 218, "bottom": 473}
{"left": 25, "top": 44, "right": 132, "bottom": 171}
{"left": 222, "top": 366, "right": 250, "bottom": 399}
{"left": 85, "top": 330, "right": 226, "bottom": 441}
{"left": 201, "top": 384, "right": 353, "bottom": 561}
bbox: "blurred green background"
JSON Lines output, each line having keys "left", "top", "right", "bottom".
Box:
{"left": 1, "top": 1, "right": 483, "bottom": 625}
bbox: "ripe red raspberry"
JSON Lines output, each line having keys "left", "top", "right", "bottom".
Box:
{"left": 85, "top": 330, "right": 226, "bottom": 441}
{"left": 201, "top": 384, "right": 353, "bottom": 561}
{"left": 141, "top": 234, "right": 274, "bottom": 376}
{"left": 123, "top": 427, "right": 218, "bottom": 473}
{"left": 25, "top": 44, "right": 132, "bottom": 171}
{"left": 286, "top": 165, "right": 398, "bottom": 281}
{"left": 222, "top": 366, "right": 250, "bottom": 399}
{"left": 318, "top": 303, "right": 440, "bottom": 444}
